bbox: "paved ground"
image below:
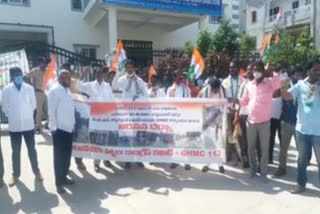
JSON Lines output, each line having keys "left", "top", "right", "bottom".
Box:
{"left": 0, "top": 125, "right": 319, "bottom": 214}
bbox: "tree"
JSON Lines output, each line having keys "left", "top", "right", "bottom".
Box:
{"left": 184, "top": 41, "right": 194, "bottom": 56}
{"left": 294, "top": 26, "right": 319, "bottom": 67}
{"left": 211, "top": 19, "right": 239, "bottom": 57}
{"left": 267, "top": 33, "right": 295, "bottom": 67}
{"left": 196, "top": 31, "right": 212, "bottom": 57}
{"left": 240, "top": 34, "right": 256, "bottom": 56}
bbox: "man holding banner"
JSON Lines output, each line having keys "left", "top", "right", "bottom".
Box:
{"left": 167, "top": 72, "right": 192, "bottom": 170}
{"left": 115, "top": 60, "right": 148, "bottom": 169}
{"left": 24, "top": 57, "right": 49, "bottom": 134}
{"left": 76, "top": 66, "right": 113, "bottom": 172}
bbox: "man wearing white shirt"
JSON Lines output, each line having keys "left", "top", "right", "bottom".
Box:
{"left": 2, "top": 67, "right": 42, "bottom": 187}
{"left": 167, "top": 72, "right": 192, "bottom": 170}
{"left": 77, "top": 67, "right": 113, "bottom": 172}
{"left": 48, "top": 70, "right": 76, "bottom": 194}
{"left": 117, "top": 60, "right": 148, "bottom": 100}
{"left": 148, "top": 75, "right": 166, "bottom": 98}
{"left": 114, "top": 60, "right": 148, "bottom": 169}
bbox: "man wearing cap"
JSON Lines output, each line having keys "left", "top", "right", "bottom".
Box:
{"left": 25, "top": 57, "right": 49, "bottom": 134}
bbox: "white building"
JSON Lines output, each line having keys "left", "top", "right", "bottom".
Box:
{"left": 246, "top": 0, "right": 320, "bottom": 50}
{"left": 0, "top": 0, "right": 243, "bottom": 65}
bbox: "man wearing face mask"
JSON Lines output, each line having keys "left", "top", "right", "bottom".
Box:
{"left": 273, "top": 68, "right": 304, "bottom": 177}
{"left": 76, "top": 66, "right": 113, "bottom": 173}
{"left": 2, "top": 67, "right": 43, "bottom": 187}
{"left": 198, "top": 76, "right": 226, "bottom": 173}
{"left": 281, "top": 60, "right": 320, "bottom": 194}
{"left": 48, "top": 70, "right": 76, "bottom": 194}
{"left": 239, "top": 61, "right": 281, "bottom": 183}
{"left": 24, "top": 57, "right": 49, "bottom": 134}
{"left": 116, "top": 60, "right": 148, "bottom": 169}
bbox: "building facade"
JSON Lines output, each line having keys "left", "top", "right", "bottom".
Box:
{"left": 0, "top": 0, "right": 238, "bottom": 62}
{"left": 246, "top": 0, "right": 320, "bottom": 50}
{"left": 0, "top": 0, "right": 245, "bottom": 64}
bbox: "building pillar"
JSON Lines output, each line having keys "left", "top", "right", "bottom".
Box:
{"left": 198, "top": 16, "right": 207, "bottom": 32}
{"left": 107, "top": 6, "right": 118, "bottom": 55}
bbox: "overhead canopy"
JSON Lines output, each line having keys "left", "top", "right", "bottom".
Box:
{"left": 83, "top": 0, "right": 221, "bottom": 30}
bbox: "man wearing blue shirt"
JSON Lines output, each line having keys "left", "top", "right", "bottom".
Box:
{"left": 281, "top": 60, "right": 320, "bottom": 194}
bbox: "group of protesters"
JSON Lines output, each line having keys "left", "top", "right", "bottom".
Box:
{"left": 0, "top": 55, "right": 319, "bottom": 195}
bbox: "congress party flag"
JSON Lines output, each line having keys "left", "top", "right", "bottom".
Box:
{"left": 148, "top": 64, "right": 156, "bottom": 86}
{"left": 188, "top": 47, "right": 205, "bottom": 81}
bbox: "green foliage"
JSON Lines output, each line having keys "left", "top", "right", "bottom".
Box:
{"left": 196, "top": 31, "right": 212, "bottom": 57}
{"left": 267, "top": 27, "right": 319, "bottom": 71}
{"left": 184, "top": 41, "right": 194, "bottom": 56}
{"left": 294, "top": 26, "right": 319, "bottom": 66}
{"left": 240, "top": 34, "right": 256, "bottom": 56}
{"left": 267, "top": 33, "right": 295, "bottom": 67}
{"left": 211, "top": 19, "right": 239, "bottom": 57}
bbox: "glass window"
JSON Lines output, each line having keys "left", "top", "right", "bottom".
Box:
{"left": 0, "top": 0, "right": 30, "bottom": 6}
{"left": 209, "top": 16, "right": 222, "bottom": 24}
{"left": 232, "top": 14, "right": 240, "bottom": 19}
{"left": 71, "top": 0, "right": 82, "bottom": 11}
{"left": 292, "top": 1, "right": 299, "bottom": 9}
{"left": 74, "top": 45, "right": 98, "bottom": 59}
{"left": 252, "top": 11, "right": 257, "bottom": 23}
{"left": 232, "top": 5, "right": 239, "bottom": 10}
{"left": 305, "top": 0, "right": 311, "bottom": 5}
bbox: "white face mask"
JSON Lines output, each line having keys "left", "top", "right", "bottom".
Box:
{"left": 254, "top": 72, "right": 262, "bottom": 80}
{"left": 70, "top": 65, "right": 75, "bottom": 71}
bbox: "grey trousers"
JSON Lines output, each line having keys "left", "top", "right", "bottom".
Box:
{"left": 247, "top": 121, "right": 270, "bottom": 176}
{"left": 278, "top": 122, "right": 296, "bottom": 170}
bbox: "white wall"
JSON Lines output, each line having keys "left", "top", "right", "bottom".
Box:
{"left": 0, "top": 0, "right": 227, "bottom": 59}
{"left": 0, "top": 0, "right": 109, "bottom": 59}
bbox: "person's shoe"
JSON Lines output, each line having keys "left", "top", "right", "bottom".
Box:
{"left": 136, "top": 162, "right": 145, "bottom": 168}
{"left": 124, "top": 162, "right": 131, "bottom": 169}
{"left": 57, "top": 185, "right": 66, "bottom": 194}
{"left": 36, "top": 129, "right": 41, "bottom": 135}
{"left": 260, "top": 175, "right": 268, "bottom": 183}
{"left": 184, "top": 164, "right": 191, "bottom": 171}
{"left": 257, "top": 166, "right": 261, "bottom": 174}
{"left": 77, "top": 162, "right": 86, "bottom": 171}
{"left": 219, "top": 166, "right": 225, "bottom": 173}
{"left": 64, "top": 178, "right": 75, "bottom": 185}
{"left": 35, "top": 172, "right": 43, "bottom": 182}
{"left": 103, "top": 160, "right": 112, "bottom": 168}
{"left": 0, "top": 180, "right": 4, "bottom": 188}
{"left": 8, "top": 176, "right": 18, "bottom": 187}
{"left": 272, "top": 168, "right": 286, "bottom": 178}
{"left": 170, "top": 163, "right": 179, "bottom": 169}
{"left": 242, "top": 160, "right": 250, "bottom": 169}
{"left": 291, "top": 185, "right": 306, "bottom": 194}
{"left": 94, "top": 164, "right": 101, "bottom": 173}
{"left": 202, "top": 166, "right": 209, "bottom": 173}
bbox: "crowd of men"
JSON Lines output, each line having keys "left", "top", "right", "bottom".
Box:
{"left": 0, "top": 57, "right": 319, "bottom": 195}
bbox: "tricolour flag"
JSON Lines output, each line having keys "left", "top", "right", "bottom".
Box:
{"left": 42, "top": 54, "right": 57, "bottom": 93}
{"left": 188, "top": 47, "right": 205, "bottom": 81}
{"left": 148, "top": 64, "right": 156, "bottom": 86}
{"left": 111, "top": 40, "right": 127, "bottom": 74}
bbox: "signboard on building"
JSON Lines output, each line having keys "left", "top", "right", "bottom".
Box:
{"left": 101, "top": 0, "right": 222, "bottom": 16}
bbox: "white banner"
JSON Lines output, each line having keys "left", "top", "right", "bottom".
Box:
{"left": 72, "top": 98, "right": 228, "bottom": 164}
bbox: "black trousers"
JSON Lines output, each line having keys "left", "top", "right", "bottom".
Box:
{"left": 52, "top": 129, "right": 73, "bottom": 186}
{"left": 0, "top": 143, "right": 4, "bottom": 181}
{"left": 238, "top": 115, "right": 249, "bottom": 164}
{"left": 10, "top": 130, "right": 40, "bottom": 178}
{"left": 269, "top": 118, "right": 282, "bottom": 162}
